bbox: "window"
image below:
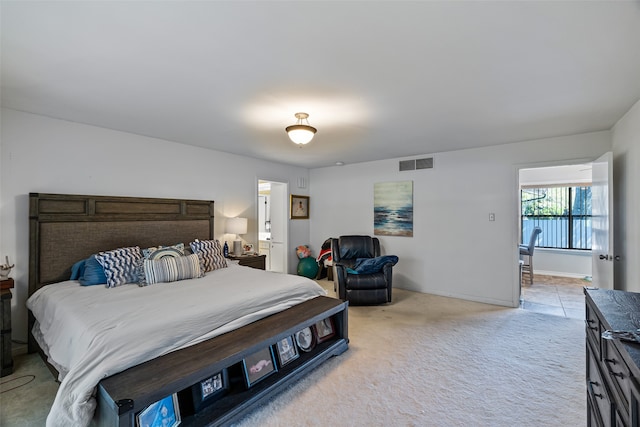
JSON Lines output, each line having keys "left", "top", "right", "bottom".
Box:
{"left": 521, "top": 186, "right": 591, "bottom": 250}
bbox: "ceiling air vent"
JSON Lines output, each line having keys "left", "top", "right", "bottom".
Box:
{"left": 399, "top": 157, "right": 434, "bottom": 171}
{"left": 416, "top": 157, "right": 434, "bottom": 169}
{"left": 399, "top": 160, "right": 415, "bottom": 171}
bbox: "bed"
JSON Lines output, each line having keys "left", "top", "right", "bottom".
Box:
{"left": 27, "top": 193, "right": 349, "bottom": 427}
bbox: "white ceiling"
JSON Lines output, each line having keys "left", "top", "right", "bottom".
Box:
{"left": 2, "top": 1, "right": 640, "bottom": 168}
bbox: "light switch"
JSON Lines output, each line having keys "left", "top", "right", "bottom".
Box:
{"left": 489, "top": 213, "right": 495, "bottom": 221}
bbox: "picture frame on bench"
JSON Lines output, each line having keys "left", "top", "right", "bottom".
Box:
{"left": 242, "top": 346, "right": 278, "bottom": 388}
{"left": 294, "top": 326, "right": 316, "bottom": 353}
{"left": 136, "top": 393, "right": 181, "bottom": 427}
{"left": 275, "top": 335, "right": 299, "bottom": 367}
{"left": 314, "top": 316, "right": 336, "bottom": 344}
{"left": 191, "top": 369, "right": 229, "bottom": 411}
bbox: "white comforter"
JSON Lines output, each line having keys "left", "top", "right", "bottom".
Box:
{"left": 26, "top": 263, "right": 326, "bottom": 427}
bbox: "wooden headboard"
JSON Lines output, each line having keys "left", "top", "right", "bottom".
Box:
{"left": 28, "top": 193, "right": 215, "bottom": 296}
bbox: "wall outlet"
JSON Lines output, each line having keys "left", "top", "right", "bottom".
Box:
{"left": 489, "top": 213, "right": 495, "bottom": 221}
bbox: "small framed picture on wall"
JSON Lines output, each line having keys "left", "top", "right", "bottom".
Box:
{"left": 290, "top": 195, "right": 310, "bottom": 219}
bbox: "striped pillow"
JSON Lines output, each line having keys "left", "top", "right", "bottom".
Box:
{"left": 95, "top": 246, "right": 142, "bottom": 288}
{"left": 189, "top": 239, "right": 227, "bottom": 272}
{"left": 139, "top": 253, "right": 205, "bottom": 286}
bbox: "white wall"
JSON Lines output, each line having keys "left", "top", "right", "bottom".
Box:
{"left": 534, "top": 249, "right": 592, "bottom": 278}
{"left": 310, "top": 131, "right": 611, "bottom": 307}
{"left": 0, "top": 108, "right": 310, "bottom": 342}
{"left": 612, "top": 98, "right": 640, "bottom": 292}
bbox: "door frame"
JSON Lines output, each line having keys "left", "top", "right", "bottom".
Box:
{"left": 256, "top": 178, "right": 289, "bottom": 273}
{"left": 591, "top": 151, "right": 614, "bottom": 289}
{"left": 513, "top": 157, "right": 596, "bottom": 305}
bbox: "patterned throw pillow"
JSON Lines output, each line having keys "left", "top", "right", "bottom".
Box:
{"left": 95, "top": 246, "right": 142, "bottom": 288}
{"left": 189, "top": 239, "right": 227, "bottom": 272}
{"left": 142, "top": 243, "right": 185, "bottom": 260}
{"left": 138, "top": 253, "right": 205, "bottom": 286}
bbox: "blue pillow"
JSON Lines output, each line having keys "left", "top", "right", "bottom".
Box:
{"left": 347, "top": 255, "right": 399, "bottom": 275}
{"left": 70, "top": 259, "right": 86, "bottom": 280}
{"left": 79, "top": 255, "right": 108, "bottom": 286}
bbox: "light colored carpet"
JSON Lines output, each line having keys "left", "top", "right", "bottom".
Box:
{"left": 236, "top": 283, "right": 586, "bottom": 426}
{"left": 0, "top": 283, "right": 586, "bottom": 426}
{"left": 0, "top": 350, "right": 58, "bottom": 426}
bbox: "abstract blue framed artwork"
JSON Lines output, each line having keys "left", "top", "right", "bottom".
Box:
{"left": 374, "top": 181, "right": 413, "bottom": 237}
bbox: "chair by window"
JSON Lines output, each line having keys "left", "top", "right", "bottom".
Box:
{"left": 331, "top": 235, "right": 394, "bottom": 305}
{"left": 520, "top": 227, "right": 542, "bottom": 286}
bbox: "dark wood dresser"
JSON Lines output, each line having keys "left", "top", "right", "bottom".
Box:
{"left": 228, "top": 254, "right": 266, "bottom": 270}
{"left": 585, "top": 288, "right": 640, "bottom": 426}
{"left": 1, "top": 278, "right": 14, "bottom": 377}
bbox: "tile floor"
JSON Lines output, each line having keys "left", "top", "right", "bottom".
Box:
{"left": 319, "top": 274, "right": 588, "bottom": 320}
{"left": 520, "top": 273, "right": 590, "bottom": 320}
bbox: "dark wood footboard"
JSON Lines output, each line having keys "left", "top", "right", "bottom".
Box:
{"left": 96, "top": 296, "right": 349, "bottom": 427}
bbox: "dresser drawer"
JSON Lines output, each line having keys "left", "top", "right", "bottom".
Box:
{"left": 615, "top": 408, "right": 627, "bottom": 427}
{"left": 603, "top": 338, "right": 632, "bottom": 423}
{"left": 589, "top": 343, "right": 615, "bottom": 427}
{"left": 586, "top": 300, "right": 602, "bottom": 359}
{"left": 630, "top": 377, "right": 640, "bottom": 427}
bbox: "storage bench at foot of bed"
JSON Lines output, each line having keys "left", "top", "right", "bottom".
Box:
{"left": 95, "top": 296, "right": 349, "bottom": 427}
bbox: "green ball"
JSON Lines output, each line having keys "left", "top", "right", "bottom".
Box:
{"left": 297, "top": 257, "right": 319, "bottom": 278}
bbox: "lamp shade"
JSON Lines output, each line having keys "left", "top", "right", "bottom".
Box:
{"left": 226, "top": 217, "right": 247, "bottom": 235}
{"left": 286, "top": 125, "right": 316, "bottom": 144}
{"left": 286, "top": 112, "right": 317, "bottom": 145}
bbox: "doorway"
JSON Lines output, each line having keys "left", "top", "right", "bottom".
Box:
{"left": 518, "top": 163, "right": 593, "bottom": 319}
{"left": 257, "top": 179, "right": 288, "bottom": 273}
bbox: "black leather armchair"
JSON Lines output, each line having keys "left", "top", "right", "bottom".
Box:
{"left": 331, "top": 235, "right": 393, "bottom": 305}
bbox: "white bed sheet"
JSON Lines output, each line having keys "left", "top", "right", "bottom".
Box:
{"left": 26, "top": 263, "right": 326, "bottom": 427}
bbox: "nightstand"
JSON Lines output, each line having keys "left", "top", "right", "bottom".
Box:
{"left": 1, "top": 278, "right": 14, "bottom": 377}
{"left": 228, "top": 254, "right": 266, "bottom": 270}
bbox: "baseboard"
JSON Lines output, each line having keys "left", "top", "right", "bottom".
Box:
{"left": 536, "top": 270, "right": 591, "bottom": 280}
{"left": 12, "top": 341, "right": 28, "bottom": 357}
{"left": 394, "top": 286, "right": 517, "bottom": 308}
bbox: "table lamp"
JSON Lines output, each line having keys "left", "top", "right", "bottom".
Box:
{"left": 226, "top": 217, "right": 248, "bottom": 256}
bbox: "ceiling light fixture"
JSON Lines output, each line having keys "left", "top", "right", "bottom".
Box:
{"left": 286, "top": 112, "right": 317, "bottom": 145}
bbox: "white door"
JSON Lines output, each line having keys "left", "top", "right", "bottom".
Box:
{"left": 268, "top": 182, "right": 287, "bottom": 273}
{"left": 257, "top": 193, "right": 270, "bottom": 270}
{"left": 591, "top": 152, "right": 614, "bottom": 289}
